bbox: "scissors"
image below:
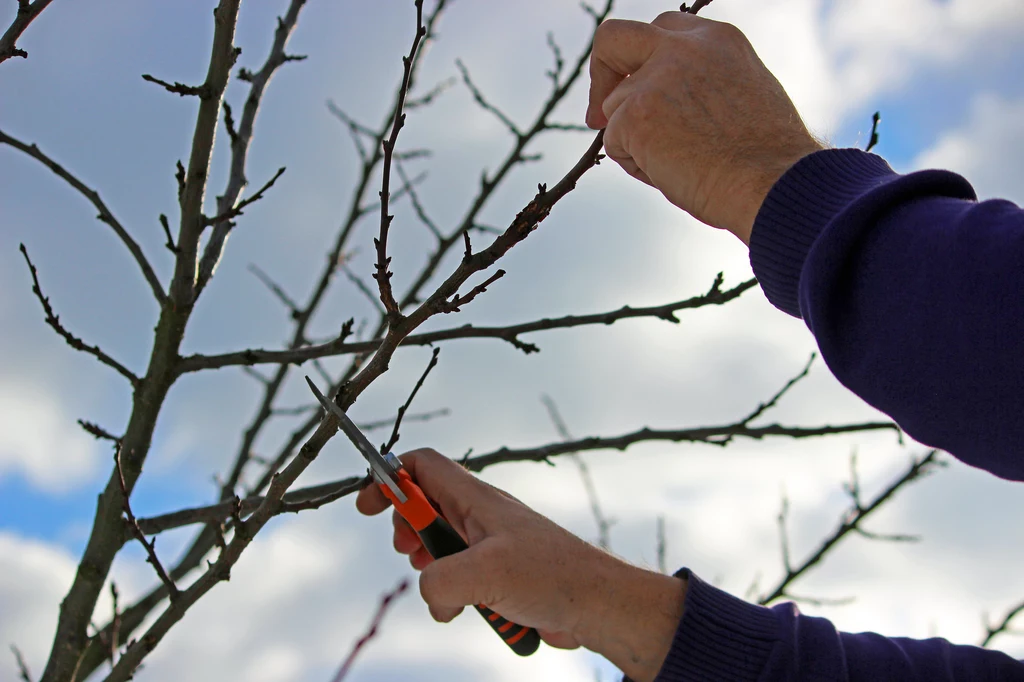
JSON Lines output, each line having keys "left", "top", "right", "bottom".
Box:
{"left": 305, "top": 376, "right": 541, "bottom": 657}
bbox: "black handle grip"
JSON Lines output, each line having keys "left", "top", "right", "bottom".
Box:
{"left": 418, "top": 516, "right": 541, "bottom": 656}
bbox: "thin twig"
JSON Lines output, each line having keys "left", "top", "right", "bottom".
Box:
{"left": 10, "top": 644, "right": 32, "bottom": 682}
{"left": 19, "top": 245, "right": 140, "bottom": 386}
{"left": 114, "top": 449, "right": 180, "bottom": 602}
{"left": 437, "top": 269, "right": 505, "bottom": 313}
{"left": 465, "top": 421, "right": 899, "bottom": 471}
{"left": 865, "top": 111, "right": 881, "bottom": 153}
{"left": 680, "top": 0, "right": 715, "bottom": 13}
{"left": 108, "top": 582, "right": 120, "bottom": 667}
{"left": 204, "top": 167, "right": 286, "bottom": 226}
{"left": 395, "top": 160, "right": 442, "bottom": 240}
{"left": 141, "top": 74, "right": 209, "bottom": 98}
{"left": 405, "top": 76, "right": 456, "bottom": 108}
{"left": 158, "top": 214, "right": 178, "bottom": 254}
{"left": 656, "top": 516, "right": 667, "bottom": 574}
{"left": 374, "top": 0, "right": 428, "bottom": 321}
{"left": 249, "top": 263, "right": 301, "bottom": 317}
{"left": 331, "top": 579, "right": 410, "bottom": 682}
{"left": 195, "top": 0, "right": 308, "bottom": 294}
{"left": 77, "top": 420, "right": 121, "bottom": 445}
{"left": 0, "top": 0, "right": 54, "bottom": 64}
{"left": 343, "top": 266, "right": 385, "bottom": 315}
{"left": 542, "top": 395, "right": 612, "bottom": 549}
{"left": 758, "top": 451, "right": 945, "bottom": 605}
{"left": 326, "top": 101, "right": 374, "bottom": 163}
{"left": 456, "top": 58, "right": 522, "bottom": 138}
{"left": 1, "top": 131, "right": 167, "bottom": 304}
{"left": 382, "top": 348, "right": 440, "bottom": 454}
{"left": 177, "top": 275, "right": 756, "bottom": 372}
{"left": 981, "top": 597, "right": 1024, "bottom": 647}
{"left": 742, "top": 354, "right": 816, "bottom": 426}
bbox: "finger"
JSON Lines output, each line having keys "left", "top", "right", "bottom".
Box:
{"left": 393, "top": 510, "right": 422, "bottom": 554}
{"left": 395, "top": 449, "right": 490, "bottom": 529}
{"left": 419, "top": 541, "right": 496, "bottom": 611}
{"left": 410, "top": 546, "right": 433, "bottom": 571}
{"left": 538, "top": 630, "right": 581, "bottom": 650}
{"left": 650, "top": 10, "right": 702, "bottom": 32}
{"left": 355, "top": 479, "right": 391, "bottom": 516}
{"left": 603, "top": 103, "right": 655, "bottom": 187}
{"left": 428, "top": 603, "right": 464, "bottom": 624}
{"left": 587, "top": 19, "right": 660, "bottom": 129}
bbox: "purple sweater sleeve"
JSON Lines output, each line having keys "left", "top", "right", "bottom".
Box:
{"left": 651, "top": 149, "right": 1024, "bottom": 681}
{"left": 750, "top": 148, "right": 1024, "bottom": 480}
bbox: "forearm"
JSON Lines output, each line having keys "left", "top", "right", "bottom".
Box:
{"left": 750, "top": 148, "right": 1024, "bottom": 479}
{"left": 576, "top": 559, "right": 687, "bottom": 682}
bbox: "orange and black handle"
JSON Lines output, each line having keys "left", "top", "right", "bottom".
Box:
{"left": 379, "top": 468, "right": 541, "bottom": 657}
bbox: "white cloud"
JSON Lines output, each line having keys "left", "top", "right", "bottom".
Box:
{"left": 0, "top": 533, "right": 77, "bottom": 678}
{"left": 912, "top": 93, "right": 1024, "bottom": 203}
{"left": 0, "top": 384, "right": 100, "bottom": 492}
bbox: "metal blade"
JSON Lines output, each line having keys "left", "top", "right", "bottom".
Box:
{"left": 304, "top": 376, "right": 408, "bottom": 503}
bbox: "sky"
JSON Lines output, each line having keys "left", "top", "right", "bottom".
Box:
{"left": 1, "top": 1, "right": 1023, "bottom": 681}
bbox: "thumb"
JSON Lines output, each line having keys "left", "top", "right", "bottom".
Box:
{"left": 418, "top": 539, "right": 498, "bottom": 622}
{"left": 397, "top": 449, "right": 489, "bottom": 535}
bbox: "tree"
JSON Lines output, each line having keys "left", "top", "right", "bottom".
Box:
{"left": 2, "top": 1, "right": 1022, "bottom": 681}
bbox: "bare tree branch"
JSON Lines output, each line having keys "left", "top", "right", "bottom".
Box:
{"left": 204, "top": 166, "right": 286, "bottom": 227}
{"left": 437, "top": 269, "right": 505, "bottom": 313}
{"left": 758, "top": 450, "right": 945, "bottom": 605}
{"left": 158, "top": 214, "right": 178, "bottom": 254}
{"left": 981, "top": 597, "right": 1024, "bottom": 648}
{"left": 382, "top": 347, "right": 440, "bottom": 454}
{"left": 115, "top": 449, "right": 179, "bottom": 601}
{"left": 543, "top": 395, "right": 613, "bottom": 549}
{"left": 10, "top": 644, "right": 32, "bottom": 682}
{"left": 374, "top": 0, "right": 429, "bottom": 321}
{"left": 680, "top": 0, "right": 715, "bottom": 13}
{"left": 77, "top": 419, "right": 121, "bottom": 445}
{"left": 0, "top": 0, "right": 54, "bottom": 64}
{"left": 131, "top": 476, "right": 366, "bottom": 541}
{"left": 248, "top": 263, "right": 301, "bottom": 317}
{"left": 327, "top": 100, "right": 374, "bottom": 163}
{"left": 39, "top": 4, "right": 243, "bottom": 679}
{"left": 344, "top": 265, "right": 386, "bottom": 315}
{"left": 176, "top": 274, "right": 757, "bottom": 372}
{"left": 395, "top": 159, "right": 442, "bottom": 240}
{"left": 195, "top": 0, "right": 308, "bottom": 295}
{"left": 1, "top": 131, "right": 167, "bottom": 304}
{"left": 405, "top": 75, "right": 455, "bottom": 108}
{"left": 331, "top": 579, "right": 410, "bottom": 682}
{"left": 19, "top": 245, "right": 140, "bottom": 386}
{"left": 100, "top": 90, "right": 608, "bottom": 682}
{"left": 656, "top": 516, "right": 667, "bottom": 574}
{"left": 865, "top": 111, "right": 881, "bottom": 153}
{"left": 465, "top": 421, "right": 899, "bottom": 471}
{"left": 141, "top": 73, "right": 208, "bottom": 98}
{"left": 740, "top": 353, "right": 816, "bottom": 426}
{"left": 456, "top": 58, "right": 522, "bottom": 138}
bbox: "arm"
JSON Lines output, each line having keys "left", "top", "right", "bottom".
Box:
{"left": 751, "top": 150, "right": 1024, "bottom": 479}
{"left": 587, "top": 11, "right": 1024, "bottom": 479}
{"left": 355, "top": 450, "right": 1024, "bottom": 682}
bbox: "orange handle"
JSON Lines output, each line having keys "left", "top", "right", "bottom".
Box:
{"left": 377, "top": 469, "right": 540, "bottom": 656}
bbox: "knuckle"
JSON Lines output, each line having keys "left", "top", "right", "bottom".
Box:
{"left": 710, "top": 20, "right": 748, "bottom": 45}
{"left": 651, "top": 11, "right": 682, "bottom": 28}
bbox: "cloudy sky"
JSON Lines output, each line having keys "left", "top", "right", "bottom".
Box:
{"left": 1, "top": 1, "right": 1023, "bottom": 680}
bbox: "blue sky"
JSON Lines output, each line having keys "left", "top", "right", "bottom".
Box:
{"left": 2, "top": 1, "right": 1023, "bottom": 680}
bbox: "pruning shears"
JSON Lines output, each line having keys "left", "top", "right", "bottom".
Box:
{"left": 305, "top": 377, "right": 541, "bottom": 657}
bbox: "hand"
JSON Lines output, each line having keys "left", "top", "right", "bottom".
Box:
{"left": 586, "top": 12, "right": 823, "bottom": 244}
{"left": 356, "top": 449, "right": 687, "bottom": 682}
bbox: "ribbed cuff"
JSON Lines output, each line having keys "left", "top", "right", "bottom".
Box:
{"left": 652, "top": 570, "right": 779, "bottom": 681}
{"left": 749, "top": 149, "right": 899, "bottom": 318}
